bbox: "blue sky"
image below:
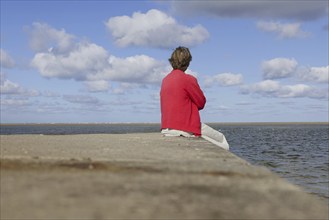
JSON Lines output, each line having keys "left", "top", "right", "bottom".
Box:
{"left": 1, "top": 0, "right": 328, "bottom": 123}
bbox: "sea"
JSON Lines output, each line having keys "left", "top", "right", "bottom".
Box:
{"left": 1, "top": 122, "right": 328, "bottom": 203}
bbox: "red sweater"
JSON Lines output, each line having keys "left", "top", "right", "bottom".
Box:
{"left": 160, "top": 69, "right": 206, "bottom": 136}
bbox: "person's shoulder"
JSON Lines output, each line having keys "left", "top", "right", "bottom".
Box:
{"left": 184, "top": 73, "right": 198, "bottom": 82}
{"left": 162, "top": 70, "right": 174, "bottom": 80}
{"left": 170, "top": 70, "right": 197, "bottom": 82}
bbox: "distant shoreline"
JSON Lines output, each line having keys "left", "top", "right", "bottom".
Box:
{"left": 1, "top": 122, "right": 328, "bottom": 126}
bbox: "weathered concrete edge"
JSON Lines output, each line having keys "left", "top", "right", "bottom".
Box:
{"left": 0, "top": 133, "right": 325, "bottom": 190}
{"left": 1, "top": 133, "right": 328, "bottom": 218}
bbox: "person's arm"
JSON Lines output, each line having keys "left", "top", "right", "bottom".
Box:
{"left": 186, "top": 76, "right": 206, "bottom": 110}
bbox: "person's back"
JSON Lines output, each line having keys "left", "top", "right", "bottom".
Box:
{"left": 160, "top": 46, "right": 206, "bottom": 136}
{"left": 160, "top": 46, "right": 229, "bottom": 150}
{"left": 161, "top": 69, "right": 205, "bottom": 135}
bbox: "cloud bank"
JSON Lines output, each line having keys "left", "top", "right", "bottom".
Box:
{"left": 204, "top": 57, "right": 328, "bottom": 100}
{"left": 297, "top": 66, "right": 329, "bottom": 83}
{"left": 257, "top": 21, "right": 310, "bottom": 39}
{"left": 29, "top": 22, "right": 170, "bottom": 89}
{"left": 26, "top": 18, "right": 328, "bottom": 105}
{"left": 239, "top": 57, "right": 328, "bottom": 100}
{"left": 261, "top": 57, "right": 328, "bottom": 83}
{"left": 241, "top": 80, "right": 327, "bottom": 100}
{"left": 172, "top": 1, "right": 328, "bottom": 21}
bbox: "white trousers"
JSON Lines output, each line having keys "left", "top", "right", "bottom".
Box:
{"left": 201, "top": 123, "right": 229, "bottom": 150}
{"left": 161, "top": 123, "right": 229, "bottom": 150}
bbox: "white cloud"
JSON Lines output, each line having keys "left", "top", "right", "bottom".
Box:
{"left": 257, "top": 21, "right": 310, "bottom": 38}
{"left": 105, "top": 9, "right": 209, "bottom": 48}
{"left": 280, "top": 84, "right": 316, "bottom": 98}
{"left": 31, "top": 42, "right": 109, "bottom": 80}
{"left": 297, "top": 66, "right": 329, "bottom": 83}
{"left": 1, "top": 77, "right": 21, "bottom": 94}
{"left": 84, "top": 80, "right": 110, "bottom": 92}
{"left": 172, "top": 1, "right": 328, "bottom": 21}
{"left": 30, "top": 23, "right": 171, "bottom": 86}
{"left": 242, "top": 80, "right": 280, "bottom": 94}
{"left": 261, "top": 58, "right": 328, "bottom": 83}
{"left": 32, "top": 42, "right": 169, "bottom": 84}
{"left": 0, "top": 49, "right": 15, "bottom": 68}
{"left": 26, "top": 22, "right": 75, "bottom": 53}
{"left": 262, "top": 58, "right": 298, "bottom": 79}
{"left": 88, "top": 54, "right": 169, "bottom": 84}
{"left": 0, "top": 73, "right": 39, "bottom": 96}
{"left": 204, "top": 73, "right": 243, "bottom": 87}
{"left": 241, "top": 80, "right": 327, "bottom": 99}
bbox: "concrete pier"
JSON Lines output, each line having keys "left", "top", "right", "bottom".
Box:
{"left": 1, "top": 133, "right": 328, "bottom": 219}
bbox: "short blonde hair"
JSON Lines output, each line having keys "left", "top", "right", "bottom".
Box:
{"left": 169, "top": 46, "right": 192, "bottom": 71}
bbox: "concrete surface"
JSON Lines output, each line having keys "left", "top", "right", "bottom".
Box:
{"left": 0, "top": 133, "right": 328, "bottom": 219}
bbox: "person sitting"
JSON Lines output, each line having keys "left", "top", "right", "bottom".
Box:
{"left": 160, "top": 46, "right": 229, "bottom": 150}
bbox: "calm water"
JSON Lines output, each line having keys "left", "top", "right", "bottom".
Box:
{"left": 1, "top": 123, "right": 328, "bottom": 202}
